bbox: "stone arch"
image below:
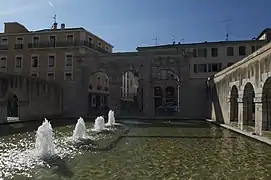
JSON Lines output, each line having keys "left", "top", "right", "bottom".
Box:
{"left": 243, "top": 82, "right": 255, "bottom": 127}
{"left": 262, "top": 77, "right": 271, "bottom": 131}
{"left": 88, "top": 71, "right": 109, "bottom": 115}
{"left": 230, "top": 85, "right": 238, "bottom": 122}
{"left": 152, "top": 68, "right": 180, "bottom": 115}
{"left": 7, "top": 93, "right": 19, "bottom": 118}
{"left": 155, "top": 68, "right": 180, "bottom": 81}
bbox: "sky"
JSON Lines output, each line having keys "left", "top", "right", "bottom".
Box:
{"left": 0, "top": 0, "right": 270, "bottom": 52}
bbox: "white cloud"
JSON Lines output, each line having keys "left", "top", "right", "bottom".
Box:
{"left": 0, "top": 0, "right": 58, "bottom": 16}
{"left": 48, "top": 1, "right": 55, "bottom": 8}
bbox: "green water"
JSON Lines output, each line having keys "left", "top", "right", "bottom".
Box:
{"left": 1, "top": 120, "right": 271, "bottom": 180}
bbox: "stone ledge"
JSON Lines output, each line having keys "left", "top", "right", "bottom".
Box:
{"left": 206, "top": 119, "right": 271, "bottom": 146}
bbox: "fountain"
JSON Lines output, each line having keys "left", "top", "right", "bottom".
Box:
{"left": 72, "top": 117, "right": 87, "bottom": 140}
{"left": 35, "top": 118, "right": 55, "bottom": 158}
{"left": 106, "top": 110, "right": 115, "bottom": 126}
{"left": 92, "top": 116, "right": 107, "bottom": 132}
{"left": 106, "top": 110, "right": 121, "bottom": 127}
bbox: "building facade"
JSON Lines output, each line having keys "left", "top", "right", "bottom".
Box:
{"left": 1, "top": 21, "right": 271, "bottom": 118}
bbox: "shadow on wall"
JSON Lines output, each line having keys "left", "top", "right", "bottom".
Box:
{"left": 206, "top": 76, "right": 225, "bottom": 123}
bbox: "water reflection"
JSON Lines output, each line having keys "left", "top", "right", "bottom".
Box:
{"left": 1, "top": 120, "right": 271, "bottom": 179}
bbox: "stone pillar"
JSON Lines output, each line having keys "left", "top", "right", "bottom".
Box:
{"left": 238, "top": 96, "right": 244, "bottom": 130}
{"left": 108, "top": 79, "right": 121, "bottom": 113}
{"left": 142, "top": 80, "right": 154, "bottom": 116}
{"left": 227, "top": 96, "right": 231, "bottom": 125}
{"left": 254, "top": 95, "right": 263, "bottom": 136}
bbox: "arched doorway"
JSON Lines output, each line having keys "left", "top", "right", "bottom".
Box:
{"left": 153, "top": 69, "right": 180, "bottom": 115}
{"left": 154, "top": 86, "right": 163, "bottom": 114}
{"left": 243, "top": 83, "right": 255, "bottom": 127}
{"left": 88, "top": 72, "right": 109, "bottom": 116}
{"left": 230, "top": 85, "right": 238, "bottom": 122}
{"left": 165, "top": 86, "right": 176, "bottom": 104}
{"left": 7, "top": 94, "right": 19, "bottom": 117}
{"left": 120, "top": 71, "right": 139, "bottom": 115}
{"left": 262, "top": 77, "right": 271, "bottom": 131}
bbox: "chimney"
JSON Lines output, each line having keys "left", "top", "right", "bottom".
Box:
{"left": 53, "top": 22, "right": 57, "bottom": 29}
{"left": 61, "top": 23, "right": 65, "bottom": 30}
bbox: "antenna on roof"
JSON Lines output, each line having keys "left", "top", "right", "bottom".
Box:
{"left": 172, "top": 36, "right": 176, "bottom": 44}
{"left": 152, "top": 37, "right": 158, "bottom": 46}
{"left": 51, "top": 14, "right": 57, "bottom": 29}
{"left": 221, "top": 19, "right": 233, "bottom": 41}
{"left": 53, "top": 14, "right": 57, "bottom": 24}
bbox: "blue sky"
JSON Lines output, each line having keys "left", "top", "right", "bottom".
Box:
{"left": 0, "top": 0, "right": 270, "bottom": 52}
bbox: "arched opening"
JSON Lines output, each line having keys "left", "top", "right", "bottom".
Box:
{"left": 243, "top": 83, "right": 255, "bottom": 128}
{"left": 230, "top": 85, "right": 238, "bottom": 122}
{"left": 7, "top": 94, "right": 19, "bottom": 118}
{"left": 153, "top": 69, "right": 180, "bottom": 115}
{"left": 165, "top": 86, "right": 176, "bottom": 103}
{"left": 88, "top": 72, "right": 109, "bottom": 116}
{"left": 120, "top": 71, "right": 139, "bottom": 115}
{"left": 154, "top": 86, "right": 163, "bottom": 113}
{"left": 262, "top": 77, "right": 271, "bottom": 131}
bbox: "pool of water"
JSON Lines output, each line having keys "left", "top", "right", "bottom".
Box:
{"left": 1, "top": 119, "right": 271, "bottom": 179}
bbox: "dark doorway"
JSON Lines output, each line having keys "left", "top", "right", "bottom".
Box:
{"left": 230, "top": 85, "right": 238, "bottom": 122}
{"left": 7, "top": 94, "right": 19, "bottom": 117}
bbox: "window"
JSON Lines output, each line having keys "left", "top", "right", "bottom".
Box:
{"left": 194, "top": 64, "right": 207, "bottom": 73}
{"left": 0, "top": 57, "right": 7, "bottom": 68}
{"left": 15, "top": 56, "right": 22, "bottom": 68}
{"left": 16, "top": 37, "right": 23, "bottom": 44}
{"left": 47, "top": 72, "right": 55, "bottom": 80}
{"left": 252, "top": 45, "right": 263, "bottom": 53}
{"left": 239, "top": 46, "right": 246, "bottom": 56}
{"left": 227, "top": 62, "right": 234, "bottom": 67}
{"left": 88, "top": 36, "right": 92, "bottom": 44}
{"left": 251, "top": 46, "right": 256, "bottom": 53}
{"left": 64, "top": 72, "right": 73, "bottom": 81}
{"left": 208, "top": 63, "right": 222, "bottom": 72}
{"left": 198, "top": 64, "right": 207, "bottom": 72}
{"left": 227, "top": 47, "right": 234, "bottom": 56}
{"left": 1, "top": 37, "right": 8, "bottom": 44}
{"left": 65, "top": 54, "right": 73, "bottom": 67}
{"left": 32, "top": 36, "right": 40, "bottom": 48}
{"left": 98, "top": 42, "right": 102, "bottom": 47}
{"left": 31, "top": 55, "right": 39, "bottom": 68}
{"left": 31, "top": 72, "right": 39, "bottom": 77}
{"left": 198, "top": 48, "right": 207, "bottom": 57}
{"left": 211, "top": 48, "right": 218, "bottom": 57}
{"left": 49, "top": 36, "right": 56, "bottom": 47}
{"left": 48, "top": 55, "right": 55, "bottom": 68}
{"left": 193, "top": 49, "right": 197, "bottom": 57}
{"left": 15, "top": 37, "right": 23, "bottom": 49}
{"left": 66, "top": 34, "right": 73, "bottom": 44}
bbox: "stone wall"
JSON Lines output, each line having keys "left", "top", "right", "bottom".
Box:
{"left": 0, "top": 74, "right": 63, "bottom": 123}
{"left": 209, "top": 42, "right": 271, "bottom": 135}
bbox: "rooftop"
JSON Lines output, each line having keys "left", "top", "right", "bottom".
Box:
{"left": 137, "top": 28, "right": 270, "bottom": 51}
{"left": 137, "top": 39, "right": 267, "bottom": 51}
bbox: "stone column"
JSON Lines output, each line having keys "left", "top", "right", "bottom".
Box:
{"left": 227, "top": 96, "right": 231, "bottom": 125}
{"left": 141, "top": 79, "right": 154, "bottom": 116}
{"left": 238, "top": 96, "right": 244, "bottom": 130}
{"left": 254, "top": 95, "right": 263, "bottom": 136}
{"left": 108, "top": 78, "right": 121, "bottom": 113}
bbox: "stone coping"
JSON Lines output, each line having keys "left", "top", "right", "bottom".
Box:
{"left": 0, "top": 116, "right": 205, "bottom": 125}
{"left": 206, "top": 119, "right": 271, "bottom": 146}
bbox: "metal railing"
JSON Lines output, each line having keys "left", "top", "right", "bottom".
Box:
{"left": 28, "top": 41, "right": 110, "bottom": 53}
